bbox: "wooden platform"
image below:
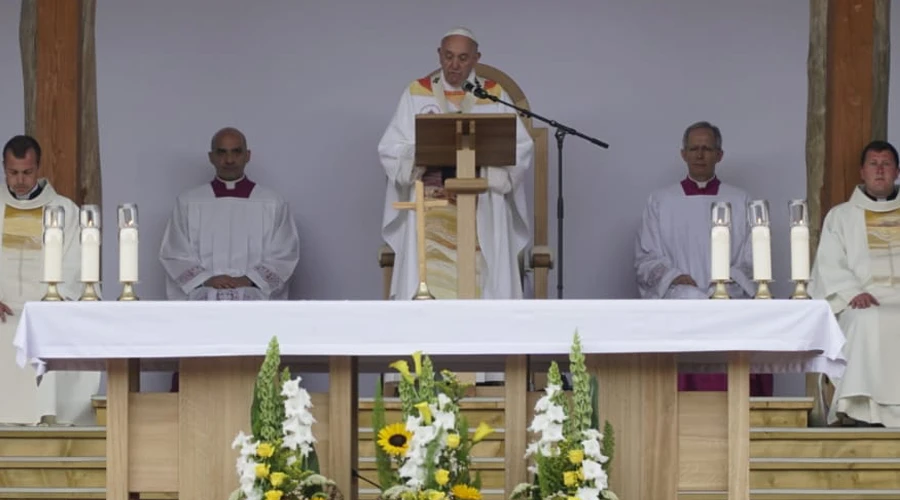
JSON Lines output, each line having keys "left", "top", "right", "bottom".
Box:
{"left": 3, "top": 396, "right": 899, "bottom": 499}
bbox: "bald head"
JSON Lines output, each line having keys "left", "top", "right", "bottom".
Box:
{"left": 210, "top": 127, "right": 247, "bottom": 151}
{"left": 208, "top": 127, "right": 251, "bottom": 181}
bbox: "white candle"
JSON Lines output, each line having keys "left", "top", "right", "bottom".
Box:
{"left": 119, "top": 227, "right": 139, "bottom": 282}
{"left": 710, "top": 225, "right": 730, "bottom": 280}
{"left": 751, "top": 225, "right": 772, "bottom": 281}
{"left": 43, "top": 227, "right": 63, "bottom": 282}
{"left": 790, "top": 225, "right": 810, "bottom": 281}
{"left": 80, "top": 227, "right": 101, "bottom": 282}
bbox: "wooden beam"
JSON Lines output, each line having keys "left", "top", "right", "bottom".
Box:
{"left": 821, "top": 0, "right": 890, "bottom": 215}
{"left": 34, "top": 0, "right": 83, "bottom": 204}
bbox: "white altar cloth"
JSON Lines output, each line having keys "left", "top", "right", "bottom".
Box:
{"left": 14, "top": 299, "right": 846, "bottom": 379}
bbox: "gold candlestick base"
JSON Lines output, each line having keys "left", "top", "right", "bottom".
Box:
{"left": 754, "top": 280, "right": 773, "bottom": 299}
{"left": 791, "top": 280, "right": 810, "bottom": 300}
{"left": 711, "top": 280, "right": 730, "bottom": 299}
{"left": 79, "top": 282, "right": 100, "bottom": 301}
{"left": 41, "top": 282, "right": 63, "bottom": 302}
{"left": 118, "top": 282, "right": 139, "bottom": 301}
{"left": 411, "top": 281, "right": 435, "bottom": 300}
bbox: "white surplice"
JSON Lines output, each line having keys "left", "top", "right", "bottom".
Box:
{"left": 634, "top": 177, "right": 754, "bottom": 299}
{"left": 809, "top": 185, "right": 900, "bottom": 426}
{"left": 378, "top": 70, "right": 534, "bottom": 301}
{"left": 159, "top": 177, "right": 300, "bottom": 301}
{"left": 0, "top": 180, "right": 100, "bottom": 425}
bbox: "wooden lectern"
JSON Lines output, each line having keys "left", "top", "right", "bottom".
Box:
{"left": 414, "top": 113, "right": 517, "bottom": 299}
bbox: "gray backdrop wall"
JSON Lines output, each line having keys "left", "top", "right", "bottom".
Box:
{"left": 4, "top": 0, "right": 894, "bottom": 395}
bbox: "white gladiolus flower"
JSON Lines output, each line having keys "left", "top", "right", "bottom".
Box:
{"left": 576, "top": 486, "right": 601, "bottom": 500}
{"left": 582, "top": 460, "right": 605, "bottom": 481}
{"left": 581, "top": 438, "right": 603, "bottom": 460}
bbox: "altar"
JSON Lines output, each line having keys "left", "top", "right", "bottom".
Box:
{"left": 14, "top": 298, "right": 845, "bottom": 500}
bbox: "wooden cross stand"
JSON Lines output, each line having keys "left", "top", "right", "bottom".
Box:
{"left": 414, "top": 113, "right": 517, "bottom": 299}
{"left": 393, "top": 180, "right": 448, "bottom": 299}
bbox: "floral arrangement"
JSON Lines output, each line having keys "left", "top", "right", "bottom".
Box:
{"left": 510, "top": 333, "right": 618, "bottom": 500}
{"left": 228, "top": 337, "right": 335, "bottom": 500}
{"left": 372, "top": 351, "right": 495, "bottom": 500}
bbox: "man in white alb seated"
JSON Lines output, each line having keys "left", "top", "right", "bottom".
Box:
{"left": 159, "top": 127, "right": 300, "bottom": 301}
{"left": 0, "top": 135, "right": 99, "bottom": 425}
{"left": 634, "top": 121, "right": 772, "bottom": 396}
{"left": 810, "top": 140, "right": 900, "bottom": 427}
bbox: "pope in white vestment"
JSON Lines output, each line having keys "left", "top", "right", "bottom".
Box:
{"left": 378, "top": 27, "right": 534, "bottom": 302}
{"left": 0, "top": 135, "right": 99, "bottom": 425}
{"left": 159, "top": 128, "right": 300, "bottom": 302}
{"left": 809, "top": 140, "right": 900, "bottom": 427}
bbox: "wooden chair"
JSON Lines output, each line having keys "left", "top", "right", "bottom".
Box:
{"left": 377, "top": 63, "right": 553, "bottom": 299}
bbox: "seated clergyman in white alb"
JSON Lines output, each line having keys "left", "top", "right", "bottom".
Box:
{"left": 634, "top": 121, "right": 754, "bottom": 301}
{"left": 0, "top": 135, "right": 99, "bottom": 425}
{"left": 634, "top": 122, "right": 772, "bottom": 397}
{"left": 159, "top": 127, "right": 300, "bottom": 301}
{"left": 378, "top": 26, "right": 534, "bottom": 301}
{"left": 810, "top": 140, "right": 900, "bottom": 427}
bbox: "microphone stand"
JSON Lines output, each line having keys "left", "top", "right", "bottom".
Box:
{"left": 467, "top": 82, "right": 609, "bottom": 299}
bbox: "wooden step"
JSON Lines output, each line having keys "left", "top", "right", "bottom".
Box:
{"left": 0, "top": 427, "right": 106, "bottom": 458}
{"left": 751, "top": 428, "right": 900, "bottom": 459}
{"left": 679, "top": 491, "right": 900, "bottom": 500}
{"left": 750, "top": 458, "right": 900, "bottom": 490}
{"left": 0, "top": 490, "right": 176, "bottom": 500}
{"left": 0, "top": 457, "right": 105, "bottom": 489}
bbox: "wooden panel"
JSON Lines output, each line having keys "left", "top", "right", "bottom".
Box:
{"left": 591, "top": 353, "right": 678, "bottom": 500}
{"left": 679, "top": 392, "right": 727, "bottom": 490}
{"left": 822, "top": 0, "right": 877, "bottom": 212}
{"left": 178, "top": 357, "right": 260, "bottom": 500}
{"left": 106, "top": 358, "right": 138, "bottom": 500}
{"left": 504, "top": 355, "right": 528, "bottom": 495}
{"left": 35, "top": 0, "right": 82, "bottom": 203}
{"left": 328, "top": 356, "right": 358, "bottom": 500}
{"left": 728, "top": 353, "right": 751, "bottom": 500}
{"left": 129, "top": 393, "right": 178, "bottom": 492}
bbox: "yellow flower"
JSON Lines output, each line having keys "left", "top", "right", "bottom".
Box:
{"left": 568, "top": 497, "right": 579, "bottom": 500}
{"left": 412, "top": 351, "right": 423, "bottom": 376}
{"left": 390, "top": 360, "right": 415, "bottom": 383}
{"left": 568, "top": 449, "right": 584, "bottom": 465}
{"left": 415, "top": 402, "right": 433, "bottom": 424}
{"left": 451, "top": 485, "right": 482, "bottom": 500}
{"left": 563, "top": 471, "right": 579, "bottom": 487}
{"left": 255, "top": 463, "right": 270, "bottom": 478}
{"left": 264, "top": 490, "right": 284, "bottom": 500}
{"left": 377, "top": 422, "right": 412, "bottom": 456}
{"left": 429, "top": 491, "right": 446, "bottom": 500}
{"left": 576, "top": 468, "right": 585, "bottom": 481}
{"left": 472, "top": 422, "right": 493, "bottom": 443}
{"left": 446, "top": 433, "right": 460, "bottom": 449}
{"left": 434, "top": 468, "right": 450, "bottom": 486}
{"left": 269, "top": 471, "right": 287, "bottom": 487}
{"left": 256, "top": 442, "right": 275, "bottom": 458}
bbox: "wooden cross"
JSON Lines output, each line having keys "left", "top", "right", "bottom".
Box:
{"left": 393, "top": 180, "right": 449, "bottom": 293}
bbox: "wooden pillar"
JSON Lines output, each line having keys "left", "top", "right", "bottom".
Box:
{"left": 805, "top": 0, "right": 890, "bottom": 408}
{"left": 20, "top": 0, "right": 101, "bottom": 207}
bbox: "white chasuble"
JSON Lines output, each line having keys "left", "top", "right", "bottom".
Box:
{"left": 0, "top": 180, "right": 99, "bottom": 425}
{"left": 378, "top": 70, "right": 534, "bottom": 302}
{"left": 810, "top": 186, "right": 900, "bottom": 426}
{"left": 159, "top": 177, "right": 300, "bottom": 301}
{"left": 634, "top": 177, "right": 754, "bottom": 299}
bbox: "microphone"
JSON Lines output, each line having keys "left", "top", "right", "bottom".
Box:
{"left": 463, "top": 80, "right": 489, "bottom": 99}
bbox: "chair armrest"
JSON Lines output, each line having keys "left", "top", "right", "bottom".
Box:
{"left": 530, "top": 245, "right": 553, "bottom": 270}
{"left": 378, "top": 244, "right": 395, "bottom": 268}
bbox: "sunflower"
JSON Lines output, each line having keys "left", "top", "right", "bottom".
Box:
{"left": 451, "top": 485, "right": 482, "bottom": 500}
{"left": 377, "top": 422, "right": 411, "bottom": 456}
